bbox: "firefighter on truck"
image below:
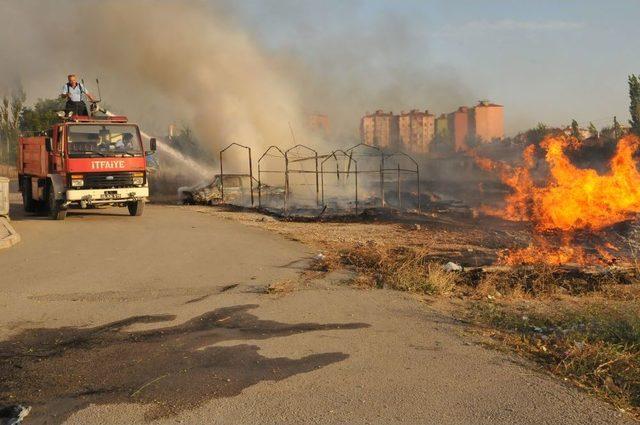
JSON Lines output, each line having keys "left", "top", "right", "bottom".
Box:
{"left": 60, "top": 74, "right": 95, "bottom": 116}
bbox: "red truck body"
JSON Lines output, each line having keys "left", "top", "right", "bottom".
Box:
{"left": 18, "top": 115, "right": 154, "bottom": 220}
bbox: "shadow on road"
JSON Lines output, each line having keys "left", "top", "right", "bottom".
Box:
{"left": 0, "top": 304, "right": 369, "bottom": 424}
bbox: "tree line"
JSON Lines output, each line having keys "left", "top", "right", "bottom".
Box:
{"left": 0, "top": 83, "right": 65, "bottom": 165}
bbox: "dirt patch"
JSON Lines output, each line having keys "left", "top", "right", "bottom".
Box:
{"left": 190, "top": 205, "right": 532, "bottom": 268}
{"left": 0, "top": 304, "right": 368, "bottom": 424}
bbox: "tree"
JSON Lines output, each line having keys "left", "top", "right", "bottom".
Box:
{"left": 0, "top": 84, "right": 25, "bottom": 165}
{"left": 570, "top": 119, "right": 581, "bottom": 139}
{"left": 600, "top": 125, "right": 613, "bottom": 140}
{"left": 629, "top": 74, "right": 640, "bottom": 135}
{"left": 613, "top": 115, "right": 623, "bottom": 139}
{"left": 588, "top": 122, "right": 598, "bottom": 138}
{"left": 20, "top": 98, "right": 65, "bottom": 135}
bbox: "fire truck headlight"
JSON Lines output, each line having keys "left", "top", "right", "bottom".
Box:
{"left": 133, "top": 176, "right": 144, "bottom": 186}
{"left": 71, "top": 175, "right": 84, "bottom": 187}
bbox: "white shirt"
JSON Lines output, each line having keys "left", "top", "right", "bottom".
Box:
{"left": 61, "top": 83, "right": 86, "bottom": 102}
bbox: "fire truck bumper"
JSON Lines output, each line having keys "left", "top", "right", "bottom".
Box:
{"left": 65, "top": 187, "right": 149, "bottom": 204}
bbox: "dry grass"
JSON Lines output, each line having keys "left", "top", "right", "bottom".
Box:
{"left": 467, "top": 300, "right": 640, "bottom": 415}
{"left": 340, "top": 245, "right": 459, "bottom": 295}
{"left": 394, "top": 261, "right": 459, "bottom": 295}
{"left": 472, "top": 265, "right": 633, "bottom": 299}
{"left": 315, "top": 242, "right": 640, "bottom": 417}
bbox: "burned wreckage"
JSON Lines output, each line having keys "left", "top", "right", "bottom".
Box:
{"left": 178, "top": 174, "right": 283, "bottom": 205}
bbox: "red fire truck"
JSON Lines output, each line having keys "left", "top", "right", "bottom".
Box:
{"left": 18, "top": 114, "right": 156, "bottom": 220}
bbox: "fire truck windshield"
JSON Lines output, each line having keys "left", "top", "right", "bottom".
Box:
{"left": 67, "top": 124, "right": 143, "bottom": 157}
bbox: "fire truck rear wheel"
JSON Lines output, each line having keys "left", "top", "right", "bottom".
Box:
{"left": 21, "top": 176, "right": 37, "bottom": 213}
{"left": 128, "top": 200, "right": 145, "bottom": 216}
{"left": 46, "top": 183, "right": 67, "bottom": 221}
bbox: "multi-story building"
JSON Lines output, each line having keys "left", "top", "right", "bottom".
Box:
{"left": 360, "top": 110, "right": 399, "bottom": 149}
{"left": 434, "top": 114, "right": 449, "bottom": 140}
{"left": 398, "top": 110, "right": 435, "bottom": 154}
{"left": 359, "top": 101, "right": 504, "bottom": 154}
{"left": 447, "top": 106, "right": 470, "bottom": 152}
{"left": 470, "top": 101, "right": 504, "bottom": 142}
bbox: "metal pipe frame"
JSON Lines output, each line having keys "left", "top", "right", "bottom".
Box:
{"left": 285, "top": 144, "right": 319, "bottom": 212}
{"left": 381, "top": 151, "right": 421, "bottom": 212}
{"left": 320, "top": 150, "right": 359, "bottom": 214}
{"left": 346, "top": 143, "right": 385, "bottom": 207}
{"left": 219, "top": 142, "right": 254, "bottom": 206}
{"left": 256, "top": 145, "right": 285, "bottom": 209}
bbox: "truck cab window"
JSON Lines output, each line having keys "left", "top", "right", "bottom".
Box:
{"left": 67, "top": 124, "right": 143, "bottom": 158}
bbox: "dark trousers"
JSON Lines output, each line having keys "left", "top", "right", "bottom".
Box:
{"left": 65, "top": 100, "right": 88, "bottom": 116}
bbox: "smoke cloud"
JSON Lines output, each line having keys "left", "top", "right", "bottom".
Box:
{"left": 0, "top": 0, "right": 310, "bottom": 167}
{"left": 0, "top": 0, "right": 473, "bottom": 169}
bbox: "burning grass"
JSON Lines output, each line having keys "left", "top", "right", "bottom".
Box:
{"left": 473, "top": 134, "right": 640, "bottom": 266}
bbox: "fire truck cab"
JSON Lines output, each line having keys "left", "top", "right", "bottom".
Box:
{"left": 18, "top": 114, "right": 156, "bottom": 220}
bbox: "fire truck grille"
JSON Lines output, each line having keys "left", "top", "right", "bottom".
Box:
{"left": 83, "top": 172, "right": 135, "bottom": 189}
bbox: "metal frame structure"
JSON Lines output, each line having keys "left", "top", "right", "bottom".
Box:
{"left": 219, "top": 142, "right": 420, "bottom": 215}
{"left": 346, "top": 143, "right": 386, "bottom": 207}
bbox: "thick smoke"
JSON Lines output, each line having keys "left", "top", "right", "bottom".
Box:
{"left": 0, "top": 0, "right": 313, "bottom": 170}
{"left": 0, "top": 0, "right": 473, "bottom": 174}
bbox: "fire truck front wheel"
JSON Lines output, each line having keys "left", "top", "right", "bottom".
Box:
{"left": 127, "top": 200, "right": 145, "bottom": 217}
{"left": 46, "top": 183, "right": 67, "bottom": 221}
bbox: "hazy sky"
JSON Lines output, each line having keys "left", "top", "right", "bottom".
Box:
{"left": 225, "top": 0, "right": 640, "bottom": 135}
{"left": 5, "top": 0, "right": 639, "bottom": 140}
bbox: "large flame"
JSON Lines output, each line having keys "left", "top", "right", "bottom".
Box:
{"left": 477, "top": 135, "right": 640, "bottom": 231}
{"left": 537, "top": 135, "right": 640, "bottom": 230}
{"left": 474, "top": 134, "right": 640, "bottom": 265}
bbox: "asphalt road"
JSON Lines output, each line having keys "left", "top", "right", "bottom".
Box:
{"left": 0, "top": 200, "right": 636, "bottom": 425}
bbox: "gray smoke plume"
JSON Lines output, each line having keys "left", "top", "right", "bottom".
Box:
{"left": 0, "top": 0, "right": 473, "bottom": 171}
{"left": 0, "top": 0, "right": 314, "bottom": 170}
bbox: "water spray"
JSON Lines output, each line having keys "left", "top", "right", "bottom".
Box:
{"left": 100, "top": 109, "right": 211, "bottom": 178}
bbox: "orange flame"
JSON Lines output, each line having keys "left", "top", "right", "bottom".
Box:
{"left": 476, "top": 135, "right": 640, "bottom": 231}
{"left": 472, "top": 144, "right": 535, "bottom": 221}
{"left": 535, "top": 135, "right": 640, "bottom": 231}
{"left": 474, "top": 135, "right": 640, "bottom": 265}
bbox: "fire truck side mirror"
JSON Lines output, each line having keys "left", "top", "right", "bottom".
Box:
{"left": 149, "top": 138, "right": 157, "bottom": 152}
{"left": 45, "top": 137, "right": 53, "bottom": 152}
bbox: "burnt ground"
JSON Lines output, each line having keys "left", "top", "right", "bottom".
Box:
{"left": 199, "top": 204, "right": 536, "bottom": 267}
{"left": 0, "top": 304, "right": 367, "bottom": 424}
{"left": 206, "top": 193, "right": 640, "bottom": 267}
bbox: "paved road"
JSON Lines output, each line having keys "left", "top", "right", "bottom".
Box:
{"left": 0, "top": 201, "right": 635, "bottom": 425}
